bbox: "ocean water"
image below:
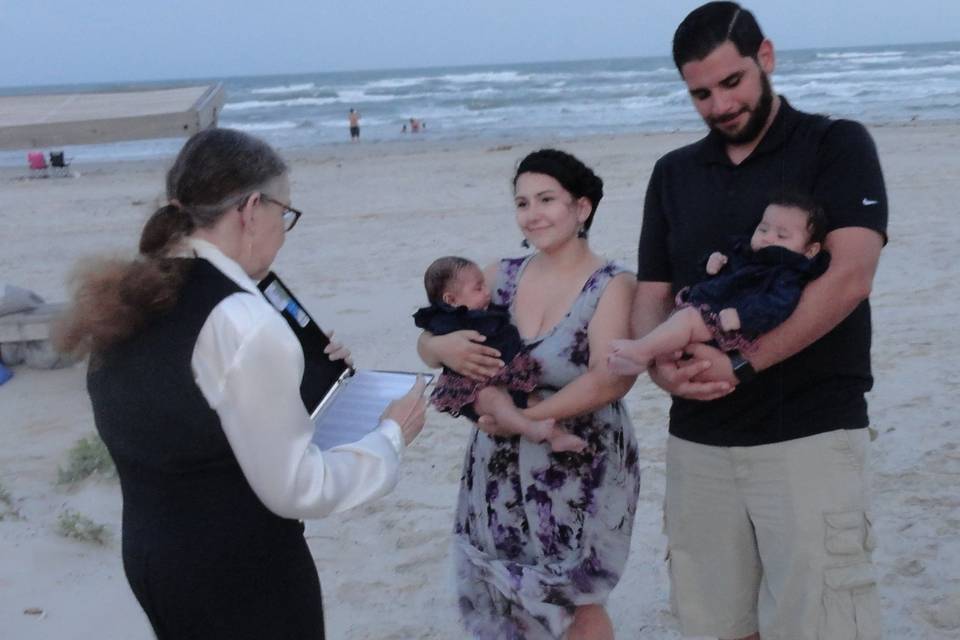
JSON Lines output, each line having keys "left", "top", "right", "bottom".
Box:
{"left": 3, "top": 41, "right": 958, "bottom": 164}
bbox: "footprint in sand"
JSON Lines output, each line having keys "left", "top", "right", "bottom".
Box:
{"left": 395, "top": 528, "right": 447, "bottom": 550}
{"left": 394, "top": 550, "right": 444, "bottom": 574}
{"left": 336, "top": 579, "right": 390, "bottom": 601}
{"left": 894, "top": 557, "right": 926, "bottom": 577}
{"left": 923, "top": 592, "right": 960, "bottom": 630}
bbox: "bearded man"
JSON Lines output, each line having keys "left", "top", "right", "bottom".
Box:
{"left": 632, "top": 3, "right": 887, "bottom": 639}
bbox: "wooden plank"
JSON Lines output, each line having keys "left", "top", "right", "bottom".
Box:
{"left": 0, "top": 304, "right": 65, "bottom": 342}
{"left": 0, "top": 84, "right": 226, "bottom": 150}
{"left": 193, "top": 84, "right": 226, "bottom": 131}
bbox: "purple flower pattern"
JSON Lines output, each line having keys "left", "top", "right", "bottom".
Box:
{"left": 454, "top": 256, "right": 641, "bottom": 639}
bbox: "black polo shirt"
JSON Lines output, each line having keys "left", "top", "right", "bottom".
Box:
{"left": 637, "top": 97, "right": 888, "bottom": 446}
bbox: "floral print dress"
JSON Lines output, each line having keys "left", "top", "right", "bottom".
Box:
{"left": 454, "top": 256, "right": 642, "bottom": 639}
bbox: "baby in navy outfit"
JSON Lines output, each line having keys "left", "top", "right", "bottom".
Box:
{"left": 414, "top": 256, "right": 586, "bottom": 452}
{"left": 608, "top": 190, "right": 830, "bottom": 375}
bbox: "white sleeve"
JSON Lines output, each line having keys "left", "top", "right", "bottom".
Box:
{"left": 193, "top": 297, "right": 405, "bottom": 520}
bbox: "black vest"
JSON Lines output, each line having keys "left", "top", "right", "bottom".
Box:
{"left": 88, "top": 259, "right": 303, "bottom": 552}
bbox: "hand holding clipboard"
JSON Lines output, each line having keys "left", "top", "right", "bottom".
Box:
{"left": 380, "top": 375, "right": 428, "bottom": 446}
{"left": 258, "top": 272, "right": 432, "bottom": 450}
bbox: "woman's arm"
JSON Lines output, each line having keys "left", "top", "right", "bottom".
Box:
{"left": 417, "top": 330, "right": 503, "bottom": 379}
{"left": 194, "top": 297, "right": 409, "bottom": 520}
{"left": 522, "top": 273, "right": 638, "bottom": 421}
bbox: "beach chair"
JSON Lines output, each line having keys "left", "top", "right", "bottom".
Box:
{"left": 49, "top": 151, "right": 71, "bottom": 177}
{"left": 27, "top": 151, "right": 48, "bottom": 178}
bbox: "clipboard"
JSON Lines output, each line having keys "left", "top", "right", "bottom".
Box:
{"left": 258, "top": 272, "right": 432, "bottom": 450}
{"left": 258, "top": 271, "right": 350, "bottom": 415}
{"left": 310, "top": 369, "right": 432, "bottom": 450}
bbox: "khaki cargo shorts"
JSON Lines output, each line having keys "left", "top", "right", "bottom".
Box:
{"left": 664, "top": 429, "right": 881, "bottom": 639}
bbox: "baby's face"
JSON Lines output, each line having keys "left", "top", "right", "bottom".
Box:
{"left": 445, "top": 265, "right": 491, "bottom": 310}
{"left": 750, "top": 204, "right": 816, "bottom": 255}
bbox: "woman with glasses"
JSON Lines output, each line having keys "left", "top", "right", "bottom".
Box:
{"left": 57, "top": 128, "right": 426, "bottom": 639}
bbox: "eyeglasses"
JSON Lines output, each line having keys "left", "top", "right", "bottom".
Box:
{"left": 262, "top": 195, "right": 303, "bottom": 232}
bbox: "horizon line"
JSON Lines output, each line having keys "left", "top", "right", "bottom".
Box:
{"left": 2, "top": 38, "right": 958, "bottom": 93}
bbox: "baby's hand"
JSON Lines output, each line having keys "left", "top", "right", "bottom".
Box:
{"left": 706, "top": 252, "right": 728, "bottom": 275}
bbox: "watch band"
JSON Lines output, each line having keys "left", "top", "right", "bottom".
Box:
{"left": 728, "top": 349, "right": 757, "bottom": 384}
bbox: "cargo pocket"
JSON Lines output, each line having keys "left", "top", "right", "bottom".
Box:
{"left": 818, "top": 563, "right": 881, "bottom": 639}
{"left": 819, "top": 511, "right": 881, "bottom": 639}
{"left": 831, "top": 429, "right": 868, "bottom": 471}
{"left": 825, "top": 511, "right": 876, "bottom": 555}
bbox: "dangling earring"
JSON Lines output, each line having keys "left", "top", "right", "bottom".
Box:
{"left": 521, "top": 238, "right": 530, "bottom": 248}
{"left": 577, "top": 226, "right": 588, "bottom": 239}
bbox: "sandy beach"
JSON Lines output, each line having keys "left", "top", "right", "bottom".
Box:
{"left": 1, "top": 124, "right": 958, "bottom": 639}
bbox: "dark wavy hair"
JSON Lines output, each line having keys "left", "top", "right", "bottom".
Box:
{"left": 423, "top": 256, "right": 476, "bottom": 305}
{"left": 767, "top": 187, "right": 828, "bottom": 245}
{"left": 56, "top": 128, "right": 287, "bottom": 357}
{"left": 672, "top": 2, "right": 765, "bottom": 71}
{"left": 513, "top": 149, "right": 604, "bottom": 234}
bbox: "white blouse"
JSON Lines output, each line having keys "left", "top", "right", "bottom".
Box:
{"left": 182, "top": 238, "right": 405, "bottom": 519}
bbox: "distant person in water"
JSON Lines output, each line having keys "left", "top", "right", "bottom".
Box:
{"left": 348, "top": 108, "right": 361, "bottom": 141}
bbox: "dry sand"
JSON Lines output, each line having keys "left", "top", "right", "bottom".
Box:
{"left": 1, "top": 124, "right": 958, "bottom": 638}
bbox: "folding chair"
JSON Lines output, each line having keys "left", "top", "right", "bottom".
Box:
{"left": 27, "top": 151, "right": 48, "bottom": 178}
{"left": 49, "top": 151, "right": 71, "bottom": 177}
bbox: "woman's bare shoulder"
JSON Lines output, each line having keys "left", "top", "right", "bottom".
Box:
{"left": 596, "top": 270, "right": 636, "bottom": 307}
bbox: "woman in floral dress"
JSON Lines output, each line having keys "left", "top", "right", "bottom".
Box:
{"left": 418, "top": 149, "right": 641, "bottom": 639}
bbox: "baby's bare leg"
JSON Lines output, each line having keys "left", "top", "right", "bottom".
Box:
{"left": 475, "top": 386, "right": 552, "bottom": 440}
{"left": 474, "top": 387, "right": 585, "bottom": 453}
{"left": 611, "top": 306, "right": 714, "bottom": 367}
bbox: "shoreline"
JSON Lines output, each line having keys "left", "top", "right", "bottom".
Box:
{"left": 4, "top": 115, "right": 960, "bottom": 172}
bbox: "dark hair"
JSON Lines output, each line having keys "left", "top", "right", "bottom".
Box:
{"left": 423, "top": 256, "right": 476, "bottom": 306}
{"left": 767, "top": 188, "right": 828, "bottom": 245}
{"left": 513, "top": 149, "right": 604, "bottom": 234}
{"left": 56, "top": 128, "right": 287, "bottom": 357}
{"left": 672, "top": 2, "right": 765, "bottom": 71}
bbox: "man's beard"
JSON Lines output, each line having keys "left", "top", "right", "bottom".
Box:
{"left": 709, "top": 71, "right": 774, "bottom": 145}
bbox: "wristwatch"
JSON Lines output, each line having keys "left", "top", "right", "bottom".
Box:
{"left": 727, "top": 350, "right": 757, "bottom": 384}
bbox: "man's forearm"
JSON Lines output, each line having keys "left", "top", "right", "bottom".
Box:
{"left": 750, "top": 274, "right": 866, "bottom": 371}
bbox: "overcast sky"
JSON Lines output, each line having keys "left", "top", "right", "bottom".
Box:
{"left": 2, "top": 0, "right": 958, "bottom": 87}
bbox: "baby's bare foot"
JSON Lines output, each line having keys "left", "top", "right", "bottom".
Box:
{"left": 607, "top": 353, "right": 647, "bottom": 376}
{"left": 609, "top": 339, "right": 651, "bottom": 369}
{"left": 525, "top": 418, "right": 556, "bottom": 443}
{"left": 547, "top": 426, "right": 587, "bottom": 453}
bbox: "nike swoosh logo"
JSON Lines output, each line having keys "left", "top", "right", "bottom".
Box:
{"left": 862, "top": 198, "right": 879, "bottom": 206}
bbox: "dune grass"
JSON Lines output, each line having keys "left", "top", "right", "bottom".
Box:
{"left": 56, "top": 509, "right": 110, "bottom": 545}
{"left": 0, "top": 480, "right": 22, "bottom": 521}
{"left": 57, "top": 434, "right": 115, "bottom": 485}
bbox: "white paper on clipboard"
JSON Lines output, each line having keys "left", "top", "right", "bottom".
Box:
{"left": 311, "top": 369, "right": 432, "bottom": 450}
